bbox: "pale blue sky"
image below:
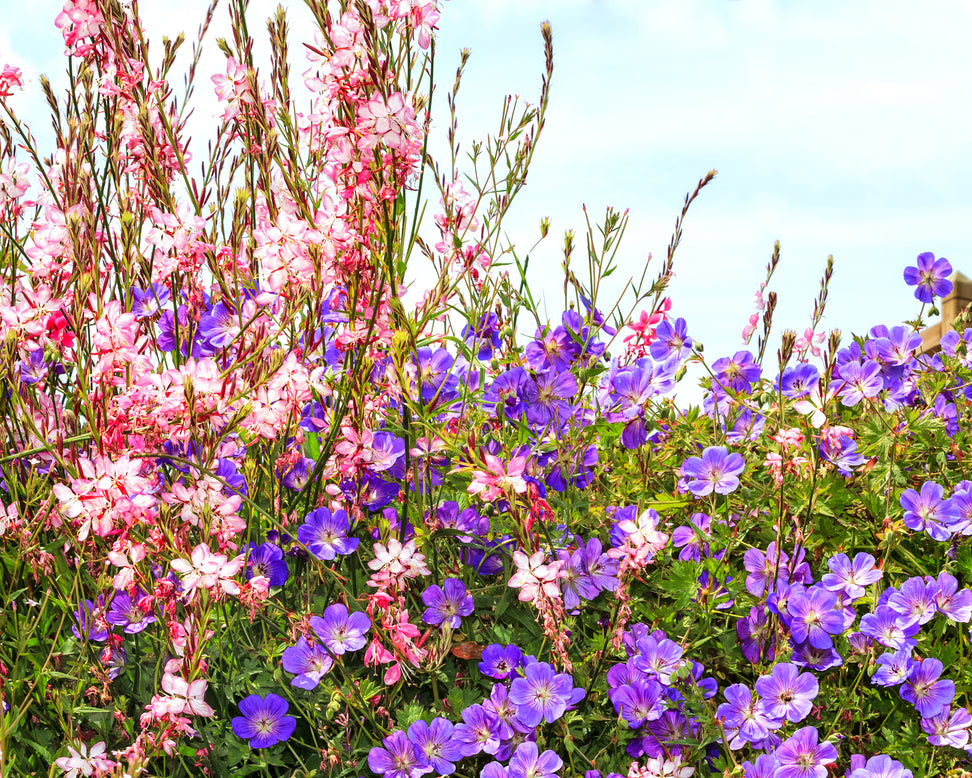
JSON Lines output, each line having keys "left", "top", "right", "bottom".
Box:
{"left": 4, "top": 1, "right": 971, "bottom": 395}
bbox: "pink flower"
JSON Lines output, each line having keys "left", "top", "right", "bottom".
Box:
{"left": 367, "top": 539, "right": 430, "bottom": 581}
{"left": 158, "top": 673, "right": 215, "bottom": 717}
{"left": 467, "top": 454, "right": 528, "bottom": 502}
{"left": 170, "top": 544, "right": 245, "bottom": 600}
{"left": 54, "top": 741, "right": 115, "bottom": 777}
{"left": 795, "top": 327, "right": 826, "bottom": 359}
{"left": 0, "top": 65, "right": 23, "bottom": 99}
{"left": 508, "top": 550, "right": 563, "bottom": 603}
{"left": 54, "top": 0, "right": 105, "bottom": 55}
{"left": 609, "top": 509, "right": 669, "bottom": 572}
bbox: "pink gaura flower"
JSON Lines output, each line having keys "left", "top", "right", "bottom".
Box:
{"left": 467, "top": 453, "right": 528, "bottom": 502}
{"left": 609, "top": 509, "right": 669, "bottom": 573}
{"left": 170, "top": 543, "right": 245, "bottom": 600}
{"left": 508, "top": 550, "right": 563, "bottom": 603}
{"left": 367, "top": 539, "right": 430, "bottom": 581}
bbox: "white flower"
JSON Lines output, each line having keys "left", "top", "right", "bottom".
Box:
{"left": 170, "top": 543, "right": 244, "bottom": 599}
{"left": 55, "top": 741, "right": 114, "bottom": 777}
{"left": 159, "top": 673, "right": 215, "bottom": 717}
{"left": 508, "top": 550, "right": 563, "bottom": 603}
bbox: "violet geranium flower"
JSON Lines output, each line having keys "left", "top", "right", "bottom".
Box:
{"left": 421, "top": 578, "right": 475, "bottom": 629}
{"left": 297, "top": 507, "right": 360, "bottom": 560}
{"left": 786, "top": 587, "right": 845, "bottom": 650}
{"left": 479, "top": 644, "right": 524, "bottom": 679}
{"left": 281, "top": 636, "right": 333, "bottom": 689}
{"left": 309, "top": 603, "right": 371, "bottom": 654}
{"left": 369, "top": 729, "right": 427, "bottom": 778}
{"left": 231, "top": 693, "right": 297, "bottom": 749}
{"left": 408, "top": 717, "right": 465, "bottom": 775}
{"left": 716, "top": 683, "right": 782, "bottom": 750}
{"left": 903, "top": 252, "right": 952, "bottom": 303}
{"left": 820, "top": 552, "right": 882, "bottom": 601}
{"left": 901, "top": 657, "right": 954, "bottom": 718}
{"left": 507, "top": 741, "right": 563, "bottom": 778}
{"left": 679, "top": 446, "right": 745, "bottom": 497}
{"left": 774, "top": 726, "right": 837, "bottom": 778}
{"left": 754, "top": 662, "right": 818, "bottom": 723}
{"left": 509, "top": 662, "right": 575, "bottom": 727}
{"left": 246, "top": 542, "right": 289, "bottom": 587}
{"left": 899, "top": 482, "right": 955, "bottom": 541}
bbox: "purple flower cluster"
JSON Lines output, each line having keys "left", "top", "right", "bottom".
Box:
{"left": 606, "top": 626, "right": 715, "bottom": 759}
{"left": 368, "top": 651, "right": 583, "bottom": 778}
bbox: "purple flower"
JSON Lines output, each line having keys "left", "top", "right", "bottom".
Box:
{"left": 679, "top": 446, "right": 745, "bottom": 497}
{"left": 740, "top": 755, "right": 779, "bottom": 778}
{"left": 231, "top": 693, "right": 297, "bottom": 749}
{"left": 577, "top": 538, "right": 620, "bottom": 597}
{"left": 131, "top": 283, "right": 171, "bottom": 318}
{"left": 871, "top": 649, "right": 913, "bottom": 687}
{"left": 483, "top": 683, "right": 522, "bottom": 739}
{"left": 649, "top": 318, "right": 693, "bottom": 363}
{"left": 835, "top": 360, "right": 884, "bottom": 407}
{"left": 608, "top": 679, "right": 665, "bottom": 728}
{"left": 523, "top": 370, "right": 578, "bottom": 427}
{"left": 639, "top": 711, "right": 696, "bottom": 758}
{"left": 72, "top": 598, "right": 109, "bottom": 642}
{"left": 309, "top": 604, "right": 371, "bottom": 654}
{"left": 524, "top": 324, "right": 579, "bottom": 372}
{"left": 790, "top": 642, "right": 843, "bottom": 672}
{"left": 106, "top": 588, "right": 157, "bottom": 634}
{"left": 737, "top": 606, "right": 775, "bottom": 664}
{"left": 281, "top": 637, "right": 333, "bottom": 689}
{"left": 198, "top": 301, "right": 240, "bottom": 348}
{"left": 369, "top": 729, "right": 427, "bottom": 778}
{"left": 18, "top": 350, "right": 48, "bottom": 384}
{"left": 716, "top": 683, "right": 782, "bottom": 750}
{"left": 508, "top": 662, "right": 575, "bottom": 727}
{"left": 820, "top": 437, "right": 867, "bottom": 477}
{"left": 779, "top": 363, "right": 819, "bottom": 399}
{"left": 370, "top": 432, "right": 406, "bottom": 472}
{"left": 246, "top": 542, "right": 289, "bottom": 587}
{"left": 888, "top": 577, "right": 940, "bottom": 628}
{"left": 787, "top": 587, "right": 845, "bottom": 649}
{"left": 408, "top": 717, "right": 464, "bottom": 775}
{"left": 462, "top": 312, "right": 503, "bottom": 360}
{"left": 860, "top": 605, "right": 918, "bottom": 652}
{"left": 922, "top": 706, "right": 972, "bottom": 749}
{"left": 744, "top": 543, "right": 789, "bottom": 598}
{"left": 774, "top": 726, "right": 837, "bottom": 778}
{"left": 281, "top": 457, "right": 315, "bottom": 491}
{"left": 507, "top": 741, "right": 563, "bottom": 778}
{"left": 949, "top": 482, "right": 972, "bottom": 535}
{"left": 479, "top": 644, "right": 524, "bottom": 679}
{"left": 712, "top": 350, "right": 761, "bottom": 393}
{"left": 632, "top": 635, "right": 684, "bottom": 684}
{"left": 848, "top": 754, "right": 913, "bottom": 778}
{"left": 820, "top": 552, "right": 882, "bottom": 600}
{"left": 297, "top": 508, "right": 360, "bottom": 560}
{"left": 901, "top": 657, "right": 954, "bottom": 718}
{"left": 671, "top": 513, "right": 711, "bottom": 563}
{"left": 421, "top": 578, "right": 474, "bottom": 629}
{"left": 871, "top": 325, "right": 923, "bottom": 366}
{"left": 934, "top": 572, "right": 972, "bottom": 622}
{"left": 904, "top": 252, "right": 952, "bottom": 303}
{"left": 453, "top": 703, "right": 501, "bottom": 757}
{"left": 754, "top": 662, "right": 818, "bottom": 723}
{"left": 900, "top": 482, "right": 955, "bottom": 541}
